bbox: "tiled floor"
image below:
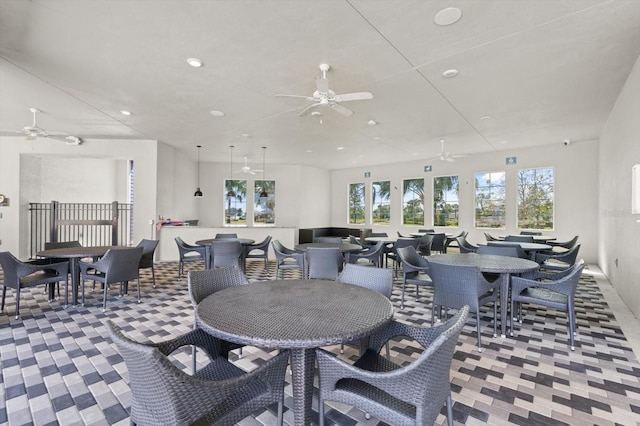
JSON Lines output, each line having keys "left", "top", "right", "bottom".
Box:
{"left": 1, "top": 260, "right": 639, "bottom": 425}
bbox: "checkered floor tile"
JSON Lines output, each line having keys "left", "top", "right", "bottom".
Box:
{"left": 1, "top": 260, "right": 639, "bottom": 425}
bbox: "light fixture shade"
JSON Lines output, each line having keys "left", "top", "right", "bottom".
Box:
{"left": 194, "top": 187, "right": 203, "bottom": 197}
{"left": 194, "top": 145, "right": 203, "bottom": 198}
{"left": 259, "top": 189, "right": 268, "bottom": 198}
{"left": 227, "top": 189, "right": 236, "bottom": 198}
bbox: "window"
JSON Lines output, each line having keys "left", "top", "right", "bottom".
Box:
{"left": 348, "top": 183, "right": 365, "bottom": 224}
{"left": 475, "top": 172, "right": 505, "bottom": 228}
{"left": 371, "top": 180, "right": 390, "bottom": 225}
{"left": 433, "top": 175, "right": 459, "bottom": 227}
{"left": 224, "top": 179, "right": 247, "bottom": 226}
{"left": 402, "top": 178, "right": 424, "bottom": 226}
{"left": 254, "top": 180, "right": 275, "bottom": 226}
{"left": 517, "top": 168, "right": 554, "bottom": 229}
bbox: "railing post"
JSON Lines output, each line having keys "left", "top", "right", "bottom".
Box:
{"left": 112, "top": 201, "right": 119, "bottom": 246}
{"left": 50, "top": 200, "right": 59, "bottom": 243}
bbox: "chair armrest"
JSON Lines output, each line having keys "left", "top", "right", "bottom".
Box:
{"left": 367, "top": 320, "right": 445, "bottom": 354}
{"left": 511, "top": 275, "right": 573, "bottom": 298}
{"left": 152, "top": 328, "right": 223, "bottom": 359}
{"left": 17, "top": 260, "right": 69, "bottom": 278}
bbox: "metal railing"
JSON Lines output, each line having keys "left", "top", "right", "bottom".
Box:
{"left": 29, "top": 201, "right": 132, "bottom": 258}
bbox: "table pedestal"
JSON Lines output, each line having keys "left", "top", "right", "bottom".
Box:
{"left": 290, "top": 348, "right": 315, "bottom": 426}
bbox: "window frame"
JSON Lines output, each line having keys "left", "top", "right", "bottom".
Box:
{"left": 371, "top": 180, "right": 391, "bottom": 225}
{"left": 474, "top": 171, "right": 506, "bottom": 229}
{"left": 433, "top": 175, "right": 460, "bottom": 228}
{"left": 348, "top": 182, "right": 366, "bottom": 225}
{"left": 402, "top": 177, "right": 425, "bottom": 227}
{"left": 253, "top": 179, "right": 276, "bottom": 227}
{"left": 516, "top": 167, "right": 554, "bottom": 230}
{"left": 224, "top": 178, "right": 248, "bottom": 227}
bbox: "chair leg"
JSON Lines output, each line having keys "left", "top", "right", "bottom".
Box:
{"left": 14, "top": 287, "right": 21, "bottom": 319}
{"left": 277, "top": 396, "right": 284, "bottom": 426}
{"left": 318, "top": 400, "right": 325, "bottom": 426}
{"left": 446, "top": 394, "right": 453, "bottom": 426}
{"left": 151, "top": 265, "right": 156, "bottom": 288}
{"left": 136, "top": 277, "right": 141, "bottom": 304}
{"left": 493, "top": 302, "right": 498, "bottom": 338}
{"left": 476, "top": 311, "right": 483, "bottom": 352}
{"left": 400, "top": 281, "right": 407, "bottom": 310}
{"left": 2, "top": 285, "right": 7, "bottom": 312}
{"left": 102, "top": 282, "right": 108, "bottom": 312}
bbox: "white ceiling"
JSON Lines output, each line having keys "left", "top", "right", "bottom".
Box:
{"left": 1, "top": 0, "right": 639, "bottom": 169}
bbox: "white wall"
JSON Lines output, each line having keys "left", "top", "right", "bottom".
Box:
{"left": 0, "top": 137, "right": 158, "bottom": 258}
{"left": 156, "top": 142, "right": 196, "bottom": 223}
{"left": 330, "top": 140, "right": 600, "bottom": 263}
{"left": 599, "top": 55, "right": 640, "bottom": 317}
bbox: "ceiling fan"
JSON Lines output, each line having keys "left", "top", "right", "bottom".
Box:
{"left": 429, "top": 139, "right": 469, "bottom": 162}
{"left": 275, "top": 63, "right": 373, "bottom": 117}
{"left": 0, "top": 107, "right": 83, "bottom": 145}
{"left": 233, "top": 157, "right": 263, "bottom": 175}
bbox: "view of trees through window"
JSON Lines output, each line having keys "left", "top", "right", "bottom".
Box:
{"left": 224, "top": 179, "right": 247, "bottom": 226}
{"left": 517, "top": 168, "right": 554, "bottom": 229}
{"left": 402, "top": 178, "right": 424, "bottom": 226}
{"left": 475, "top": 172, "right": 506, "bottom": 228}
{"left": 348, "top": 183, "right": 365, "bottom": 224}
{"left": 254, "top": 180, "right": 275, "bottom": 226}
{"left": 433, "top": 176, "right": 459, "bottom": 227}
{"left": 372, "top": 180, "right": 390, "bottom": 225}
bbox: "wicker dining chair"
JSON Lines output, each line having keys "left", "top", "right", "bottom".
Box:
{"left": 188, "top": 266, "right": 249, "bottom": 369}
{"left": 215, "top": 233, "right": 238, "bottom": 239}
{"left": 397, "top": 246, "right": 433, "bottom": 309}
{"left": 107, "top": 321, "right": 289, "bottom": 426}
{"left": 174, "top": 237, "right": 206, "bottom": 278}
{"left": 79, "top": 247, "right": 143, "bottom": 312}
{"left": 0, "top": 251, "right": 69, "bottom": 319}
{"left": 209, "top": 240, "right": 243, "bottom": 269}
{"left": 347, "top": 241, "right": 384, "bottom": 267}
{"left": 316, "top": 306, "right": 469, "bottom": 426}
{"left": 428, "top": 262, "right": 498, "bottom": 351}
{"left": 456, "top": 235, "right": 478, "bottom": 253}
{"left": 535, "top": 243, "right": 581, "bottom": 271}
{"left": 272, "top": 240, "right": 305, "bottom": 279}
{"left": 136, "top": 239, "right": 159, "bottom": 287}
{"left": 306, "top": 247, "right": 343, "bottom": 280}
{"left": 244, "top": 235, "right": 272, "bottom": 270}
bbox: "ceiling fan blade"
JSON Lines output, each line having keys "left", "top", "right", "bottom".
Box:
{"left": 446, "top": 157, "right": 456, "bottom": 162}
{"left": 298, "top": 103, "right": 321, "bottom": 117}
{"left": 0, "top": 129, "right": 26, "bottom": 136}
{"left": 330, "top": 103, "right": 353, "bottom": 117}
{"left": 334, "top": 92, "right": 373, "bottom": 102}
{"left": 451, "top": 154, "right": 469, "bottom": 158}
{"left": 315, "top": 77, "right": 329, "bottom": 94}
{"left": 275, "top": 94, "right": 314, "bottom": 100}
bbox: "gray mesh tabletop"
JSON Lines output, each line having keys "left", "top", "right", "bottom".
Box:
{"left": 428, "top": 254, "right": 539, "bottom": 337}
{"left": 37, "top": 246, "right": 117, "bottom": 306}
{"left": 196, "top": 279, "right": 393, "bottom": 426}
{"left": 294, "top": 243, "right": 363, "bottom": 253}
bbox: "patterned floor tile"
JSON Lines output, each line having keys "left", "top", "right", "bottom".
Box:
{"left": 1, "top": 260, "right": 640, "bottom": 425}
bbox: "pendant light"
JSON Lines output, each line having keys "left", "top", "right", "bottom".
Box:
{"left": 226, "top": 145, "right": 236, "bottom": 198}
{"left": 259, "top": 146, "right": 268, "bottom": 198}
{"left": 194, "top": 145, "right": 203, "bottom": 197}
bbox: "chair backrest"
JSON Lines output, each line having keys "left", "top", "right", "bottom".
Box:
{"left": 44, "top": 241, "right": 82, "bottom": 250}
{"left": 397, "top": 245, "right": 429, "bottom": 273}
{"left": 393, "top": 237, "right": 419, "bottom": 252}
{"left": 0, "top": 251, "right": 21, "bottom": 283}
{"left": 552, "top": 242, "right": 581, "bottom": 265}
{"left": 272, "top": 239, "right": 293, "bottom": 257}
{"left": 188, "top": 266, "right": 249, "bottom": 306}
{"left": 487, "top": 241, "right": 528, "bottom": 258}
{"left": 210, "top": 241, "right": 242, "bottom": 268}
{"left": 370, "top": 232, "right": 389, "bottom": 238}
{"left": 337, "top": 264, "right": 393, "bottom": 298}
{"left": 97, "top": 247, "right": 144, "bottom": 284}
{"left": 456, "top": 236, "right": 477, "bottom": 253}
{"left": 430, "top": 233, "right": 447, "bottom": 252}
{"left": 215, "top": 233, "right": 238, "bottom": 239}
{"left": 417, "top": 234, "right": 434, "bottom": 255}
{"left": 477, "top": 245, "right": 520, "bottom": 258}
{"left": 553, "top": 235, "right": 579, "bottom": 250}
{"left": 505, "top": 235, "right": 534, "bottom": 243}
{"left": 249, "top": 235, "right": 272, "bottom": 250}
{"left": 484, "top": 232, "right": 499, "bottom": 241}
{"left": 136, "top": 239, "right": 159, "bottom": 268}
{"left": 315, "top": 237, "right": 342, "bottom": 243}
{"left": 520, "top": 231, "right": 542, "bottom": 236}
{"left": 348, "top": 235, "right": 363, "bottom": 246}
{"left": 306, "top": 247, "right": 343, "bottom": 280}
{"left": 429, "top": 262, "right": 489, "bottom": 310}
{"left": 418, "top": 228, "right": 435, "bottom": 233}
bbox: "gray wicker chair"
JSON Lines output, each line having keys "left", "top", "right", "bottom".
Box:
{"left": 510, "top": 260, "right": 585, "bottom": 350}
{"left": 209, "top": 240, "right": 243, "bottom": 269}
{"left": 428, "top": 262, "right": 498, "bottom": 351}
{"left": 244, "top": 236, "right": 271, "bottom": 270}
{"left": 520, "top": 231, "right": 543, "bottom": 236}
{"left": 306, "top": 247, "right": 343, "bottom": 280}
{"left": 347, "top": 241, "right": 384, "bottom": 267}
{"left": 430, "top": 233, "right": 447, "bottom": 254}
{"left": 417, "top": 233, "right": 434, "bottom": 257}
{"left": 79, "top": 247, "right": 143, "bottom": 312}
{"left": 487, "top": 241, "right": 528, "bottom": 258}
{"left": 397, "top": 246, "right": 433, "bottom": 309}
{"left": 136, "top": 239, "right": 159, "bottom": 287}
{"left": 316, "top": 306, "right": 469, "bottom": 426}
{"left": 107, "top": 321, "right": 289, "bottom": 426}
{"left": 445, "top": 230, "right": 468, "bottom": 252}
{"left": 272, "top": 240, "right": 305, "bottom": 279}
{"left": 337, "top": 264, "right": 394, "bottom": 355}
{"left": 483, "top": 232, "right": 499, "bottom": 241}
{"left": 456, "top": 235, "right": 478, "bottom": 253}
{"left": 215, "top": 233, "right": 238, "bottom": 239}
{"left": 535, "top": 243, "right": 581, "bottom": 271}
{"left": 505, "top": 235, "right": 534, "bottom": 243}
{"left": 386, "top": 238, "right": 419, "bottom": 272}
{"left": 477, "top": 245, "right": 520, "bottom": 258}
{"left": 188, "top": 267, "right": 249, "bottom": 367}
{"left": 0, "top": 251, "right": 69, "bottom": 319}
{"left": 348, "top": 235, "right": 363, "bottom": 247}
{"left": 547, "top": 235, "right": 579, "bottom": 251}
{"left": 174, "top": 237, "right": 206, "bottom": 278}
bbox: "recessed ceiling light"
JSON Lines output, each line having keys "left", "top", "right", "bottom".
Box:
{"left": 187, "top": 58, "right": 203, "bottom": 67}
{"left": 241, "top": 133, "right": 250, "bottom": 137}
{"left": 210, "top": 110, "right": 225, "bottom": 117}
{"left": 434, "top": 7, "right": 462, "bottom": 26}
{"left": 337, "top": 147, "right": 345, "bottom": 151}
{"left": 311, "top": 111, "right": 322, "bottom": 116}
{"left": 306, "top": 150, "right": 313, "bottom": 153}
{"left": 120, "top": 110, "right": 132, "bottom": 116}
{"left": 500, "top": 140, "right": 509, "bottom": 144}
{"left": 442, "top": 69, "right": 458, "bottom": 78}
{"left": 481, "top": 115, "right": 492, "bottom": 121}
{"left": 368, "top": 120, "right": 377, "bottom": 126}
{"left": 373, "top": 136, "right": 381, "bottom": 141}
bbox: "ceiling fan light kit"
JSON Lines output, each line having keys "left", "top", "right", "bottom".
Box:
{"left": 1, "top": 107, "right": 83, "bottom": 145}
{"left": 275, "top": 63, "right": 373, "bottom": 117}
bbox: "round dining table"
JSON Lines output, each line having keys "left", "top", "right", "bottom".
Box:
{"left": 486, "top": 241, "right": 552, "bottom": 260}
{"left": 427, "top": 253, "right": 539, "bottom": 338}
{"left": 36, "top": 245, "right": 117, "bottom": 306}
{"left": 195, "top": 279, "right": 393, "bottom": 426}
